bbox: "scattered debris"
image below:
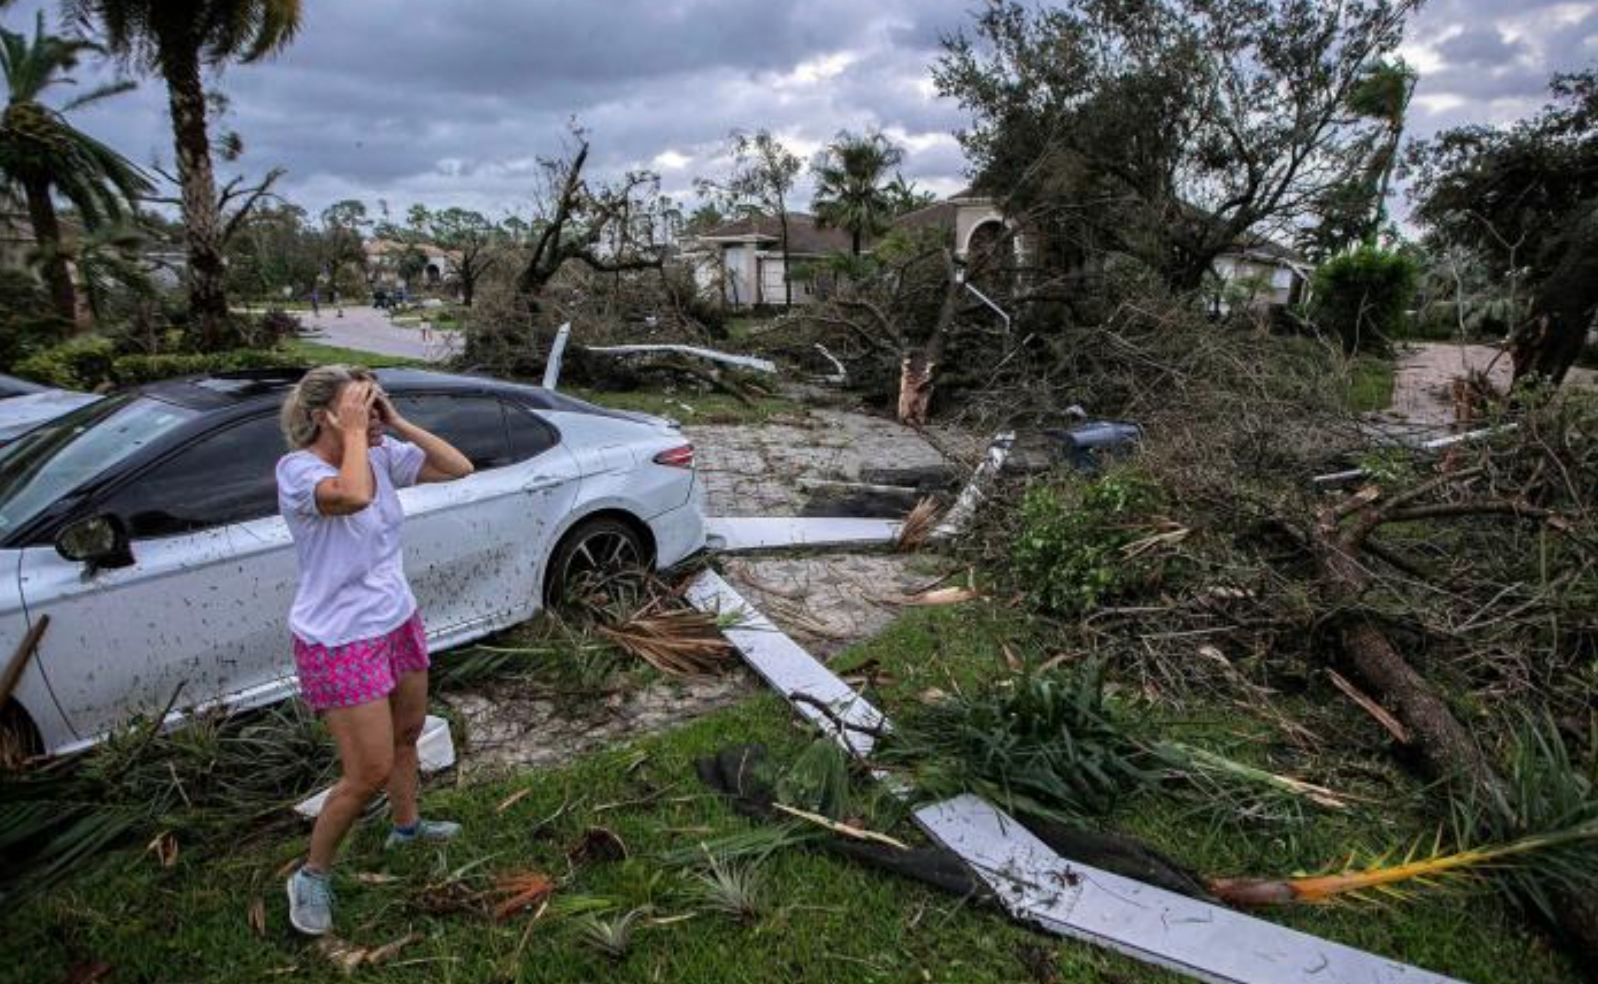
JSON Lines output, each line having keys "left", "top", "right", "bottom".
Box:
{"left": 595, "top": 596, "right": 737, "bottom": 676}
{"left": 491, "top": 870, "right": 556, "bottom": 922}
{"left": 542, "top": 322, "right": 572, "bottom": 389}
{"left": 567, "top": 826, "right": 629, "bottom": 866}
{"left": 575, "top": 906, "right": 647, "bottom": 959}
{"left": 1326, "top": 670, "right": 1412, "bottom": 745}
{"left": 895, "top": 497, "right": 941, "bottom": 552}
{"left": 704, "top": 516, "right": 902, "bottom": 553}
{"left": 145, "top": 830, "right": 179, "bottom": 867}
{"left": 247, "top": 895, "right": 268, "bottom": 937}
{"left": 687, "top": 570, "right": 1465, "bottom": 984}
{"left": 315, "top": 933, "right": 422, "bottom": 975}
{"left": 936, "top": 431, "right": 1016, "bottom": 537}
{"left": 585, "top": 344, "right": 777, "bottom": 374}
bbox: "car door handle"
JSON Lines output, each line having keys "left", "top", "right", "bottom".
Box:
{"left": 524, "top": 474, "right": 573, "bottom": 492}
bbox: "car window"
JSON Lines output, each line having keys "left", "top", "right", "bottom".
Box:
{"left": 504, "top": 401, "right": 558, "bottom": 462}
{"left": 0, "top": 395, "right": 198, "bottom": 539}
{"left": 99, "top": 414, "right": 285, "bottom": 538}
{"left": 391, "top": 394, "right": 511, "bottom": 469}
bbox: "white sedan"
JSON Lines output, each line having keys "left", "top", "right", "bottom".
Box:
{"left": 0, "top": 367, "right": 705, "bottom": 757}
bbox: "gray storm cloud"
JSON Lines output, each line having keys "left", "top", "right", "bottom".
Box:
{"left": 5, "top": 0, "right": 1593, "bottom": 214}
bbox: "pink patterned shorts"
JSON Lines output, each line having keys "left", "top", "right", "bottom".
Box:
{"left": 293, "top": 612, "right": 430, "bottom": 712}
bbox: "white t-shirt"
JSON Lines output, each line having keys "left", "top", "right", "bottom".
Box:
{"left": 276, "top": 437, "right": 426, "bottom": 647}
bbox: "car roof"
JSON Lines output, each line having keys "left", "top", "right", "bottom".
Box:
{"left": 134, "top": 366, "right": 654, "bottom": 422}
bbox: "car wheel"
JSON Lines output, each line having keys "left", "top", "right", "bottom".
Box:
{"left": 545, "top": 517, "right": 649, "bottom": 605}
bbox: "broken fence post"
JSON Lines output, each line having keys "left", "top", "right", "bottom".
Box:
{"left": 542, "top": 322, "right": 572, "bottom": 390}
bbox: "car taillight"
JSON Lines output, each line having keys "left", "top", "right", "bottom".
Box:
{"left": 652, "top": 444, "right": 695, "bottom": 469}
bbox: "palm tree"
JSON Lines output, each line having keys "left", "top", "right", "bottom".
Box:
{"left": 811, "top": 131, "right": 904, "bottom": 256}
{"left": 63, "top": 0, "right": 302, "bottom": 349}
{"left": 0, "top": 12, "right": 147, "bottom": 325}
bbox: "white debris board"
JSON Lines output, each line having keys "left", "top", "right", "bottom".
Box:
{"left": 685, "top": 570, "right": 1465, "bottom": 984}
{"left": 703, "top": 516, "right": 901, "bottom": 554}
{"left": 685, "top": 572, "right": 883, "bottom": 758}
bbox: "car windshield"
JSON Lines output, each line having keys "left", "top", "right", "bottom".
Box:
{"left": 0, "top": 395, "right": 198, "bottom": 538}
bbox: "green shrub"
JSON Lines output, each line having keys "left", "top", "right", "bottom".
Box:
{"left": 0, "top": 270, "right": 71, "bottom": 371}
{"left": 110, "top": 348, "right": 303, "bottom": 386}
{"left": 1012, "top": 469, "right": 1164, "bottom": 617}
{"left": 1310, "top": 245, "right": 1417, "bottom": 354}
{"left": 13, "top": 336, "right": 117, "bottom": 390}
{"left": 14, "top": 340, "right": 305, "bottom": 390}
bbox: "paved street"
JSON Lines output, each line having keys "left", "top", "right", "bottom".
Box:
{"left": 297, "top": 305, "right": 462, "bottom": 363}
{"left": 1391, "top": 341, "right": 1596, "bottom": 427}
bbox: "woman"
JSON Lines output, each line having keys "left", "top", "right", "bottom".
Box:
{"left": 276, "top": 366, "right": 473, "bottom": 936}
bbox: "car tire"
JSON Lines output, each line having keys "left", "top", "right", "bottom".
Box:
{"left": 545, "top": 516, "right": 649, "bottom": 606}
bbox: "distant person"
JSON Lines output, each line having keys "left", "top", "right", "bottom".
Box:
{"left": 372, "top": 287, "right": 388, "bottom": 311}
{"left": 333, "top": 288, "right": 343, "bottom": 318}
{"left": 310, "top": 286, "right": 321, "bottom": 316}
{"left": 276, "top": 367, "right": 474, "bottom": 936}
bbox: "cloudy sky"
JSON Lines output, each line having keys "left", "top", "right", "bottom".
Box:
{"left": 8, "top": 0, "right": 1596, "bottom": 219}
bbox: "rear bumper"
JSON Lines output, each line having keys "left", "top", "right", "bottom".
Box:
{"left": 649, "top": 496, "right": 706, "bottom": 570}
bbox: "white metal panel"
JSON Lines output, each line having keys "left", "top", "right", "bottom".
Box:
{"left": 703, "top": 516, "right": 901, "bottom": 553}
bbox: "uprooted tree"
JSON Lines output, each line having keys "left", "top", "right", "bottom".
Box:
{"left": 462, "top": 139, "right": 676, "bottom": 375}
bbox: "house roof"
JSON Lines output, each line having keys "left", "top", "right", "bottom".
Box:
{"left": 697, "top": 213, "right": 855, "bottom": 255}
{"left": 890, "top": 200, "right": 959, "bottom": 233}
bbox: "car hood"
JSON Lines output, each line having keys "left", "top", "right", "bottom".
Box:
{"left": 0, "top": 391, "right": 101, "bottom": 442}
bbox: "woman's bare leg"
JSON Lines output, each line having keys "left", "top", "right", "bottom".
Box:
{"left": 308, "top": 700, "right": 394, "bottom": 872}
{"left": 386, "top": 670, "right": 429, "bottom": 829}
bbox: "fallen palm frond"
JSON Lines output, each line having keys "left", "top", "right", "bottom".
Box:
{"left": 896, "top": 497, "right": 942, "bottom": 552}
{"left": 0, "top": 702, "right": 337, "bottom": 900}
{"left": 1156, "top": 742, "right": 1352, "bottom": 812}
{"left": 491, "top": 869, "right": 557, "bottom": 921}
{"left": 878, "top": 663, "right": 1154, "bottom": 823}
{"left": 1209, "top": 822, "right": 1598, "bottom": 907}
{"left": 688, "top": 853, "right": 767, "bottom": 922}
{"left": 575, "top": 906, "right": 648, "bottom": 959}
{"left": 596, "top": 596, "right": 738, "bottom": 676}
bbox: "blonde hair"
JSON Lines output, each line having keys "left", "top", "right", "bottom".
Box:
{"left": 280, "top": 365, "right": 375, "bottom": 448}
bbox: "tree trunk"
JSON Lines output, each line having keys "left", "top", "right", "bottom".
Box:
{"left": 898, "top": 251, "right": 963, "bottom": 426}
{"left": 161, "top": 47, "right": 230, "bottom": 351}
{"left": 20, "top": 175, "right": 78, "bottom": 328}
{"left": 1511, "top": 225, "right": 1598, "bottom": 386}
{"left": 460, "top": 268, "right": 475, "bottom": 307}
{"left": 779, "top": 213, "right": 792, "bottom": 308}
{"left": 1314, "top": 502, "right": 1598, "bottom": 970}
{"left": 851, "top": 228, "right": 862, "bottom": 257}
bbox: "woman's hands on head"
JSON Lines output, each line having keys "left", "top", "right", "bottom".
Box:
{"left": 325, "top": 381, "right": 375, "bottom": 437}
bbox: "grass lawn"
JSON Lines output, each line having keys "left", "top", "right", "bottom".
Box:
{"left": 3, "top": 601, "right": 1573, "bottom": 984}
{"left": 282, "top": 339, "right": 429, "bottom": 369}
{"left": 1344, "top": 356, "right": 1397, "bottom": 413}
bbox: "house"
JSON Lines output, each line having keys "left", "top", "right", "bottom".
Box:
{"left": 364, "top": 238, "right": 460, "bottom": 291}
{"left": 687, "top": 190, "right": 1311, "bottom": 312}
{"left": 687, "top": 213, "right": 853, "bottom": 309}
{"left": 1212, "top": 238, "right": 1313, "bottom": 310}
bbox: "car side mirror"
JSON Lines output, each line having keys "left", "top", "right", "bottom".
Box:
{"left": 56, "top": 514, "right": 134, "bottom": 570}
